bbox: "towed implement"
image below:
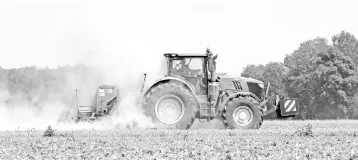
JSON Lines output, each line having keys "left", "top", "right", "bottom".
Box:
{"left": 72, "top": 48, "right": 299, "bottom": 129}
{"left": 73, "top": 85, "right": 119, "bottom": 122}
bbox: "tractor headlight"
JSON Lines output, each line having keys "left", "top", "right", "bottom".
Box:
{"left": 258, "top": 83, "right": 264, "bottom": 89}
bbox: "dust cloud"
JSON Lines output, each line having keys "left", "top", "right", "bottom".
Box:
{"left": 0, "top": 57, "right": 166, "bottom": 131}
{"left": 0, "top": 1, "right": 172, "bottom": 131}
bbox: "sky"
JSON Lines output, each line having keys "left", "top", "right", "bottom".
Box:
{"left": 0, "top": 0, "right": 358, "bottom": 76}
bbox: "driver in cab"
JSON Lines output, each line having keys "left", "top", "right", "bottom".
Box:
{"left": 175, "top": 59, "right": 190, "bottom": 74}
{"left": 174, "top": 59, "right": 206, "bottom": 93}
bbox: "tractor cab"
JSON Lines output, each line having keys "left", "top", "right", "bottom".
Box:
{"left": 163, "top": 52, "right": 216, "bottom": 95}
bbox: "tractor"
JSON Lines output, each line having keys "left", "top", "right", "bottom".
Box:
{"left": 69, "top": 48, "right": 299, "bottom": 129}
{"left": 140, "top": 48, "right": 299, "bottom": 129}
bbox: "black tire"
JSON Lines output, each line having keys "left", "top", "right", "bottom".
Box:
{"left": 144, "top": 81, "right": 198, "bottom": 129}
{"left": 222, "top": 96, "right": 263, "bottom": 129}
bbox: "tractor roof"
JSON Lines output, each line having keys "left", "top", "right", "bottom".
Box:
{"left": 164, "top": 53, "right": 208, "bottom": 58}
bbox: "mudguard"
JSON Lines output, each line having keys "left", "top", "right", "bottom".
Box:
{"left": 218, "top": 90, "right": 262, "bottom": 112}
{"left": 142, "top": 76, "right": 198, "bottom": 98}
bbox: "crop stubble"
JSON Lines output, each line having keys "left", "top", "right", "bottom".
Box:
{"left": 0, "top": 120, "right": 358, "bottom": 160}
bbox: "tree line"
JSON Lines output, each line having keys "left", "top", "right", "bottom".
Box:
{"left": 0, "top": 64, "right": 104, "bottom": 109}
{"left": 242, "top": 30, "right": 358, "bottom": 119}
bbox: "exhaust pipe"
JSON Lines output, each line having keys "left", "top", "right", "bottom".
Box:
{"left": 140, "top": 73, "right": 147, "bottom": 94}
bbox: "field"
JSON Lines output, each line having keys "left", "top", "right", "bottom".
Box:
{"left": 1, "top": 120, "right": 358, "bottom": 160}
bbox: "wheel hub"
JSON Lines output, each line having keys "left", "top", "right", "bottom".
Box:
{"left": 155, "top": 94, "right": 185, "bottom": 125}
{"left": 239, "top": 112, "right": 248, "bottom": 120}
{"left": 233, "top": 106, "right": 253, "bottom": 126}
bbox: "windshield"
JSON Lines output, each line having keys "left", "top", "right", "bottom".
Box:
{"left": 170, "top": 57, "right": 204, "bottom": 77}
{"left": 173, "top": 58, "right": 202, "bottom": 69}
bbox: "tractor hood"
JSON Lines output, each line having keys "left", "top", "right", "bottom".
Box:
{"left": 217, "top": 75, "right": 264, "bottom": 92}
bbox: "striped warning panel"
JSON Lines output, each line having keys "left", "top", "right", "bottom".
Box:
{"left": 284, "top": 99, "right": 297, "bottom": 112}
{"left": 279, "top": 98, "right": 299, "bottom": 117}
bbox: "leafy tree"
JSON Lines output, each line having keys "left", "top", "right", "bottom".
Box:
{"left": 312, "top": 47, "right": 358, "bottom": 118}
{"left": 284, "top": 35, "right": 358, "bottom": 119}
{"left": 262, "top": 62, "right": 288, "bottom": 96}
{"left": 332, "top": 31, "right": 358, "bottom": 66}
{"left": 241, "top": 31, "right": 358, "bottom": 119}
{"left": 241, "top": 64, "right": 265, "bottom": 82}
{"left": 283, "top": 37, "right": 330, "bottom": 119}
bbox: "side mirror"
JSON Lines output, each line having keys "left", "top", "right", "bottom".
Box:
{"left": 208, "top": 54, "right": 218, "bottom": 72}
{"left": 212, "top": 54, "right": 218, "bottom": 60}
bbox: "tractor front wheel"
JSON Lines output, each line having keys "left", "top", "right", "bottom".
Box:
{"left": 144, "top": 82, "right": 198, "bottom": 129}
{"left": 223, "top": 96, "right": 263, "bottom": 129}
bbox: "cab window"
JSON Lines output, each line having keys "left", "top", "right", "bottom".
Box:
{"left": 170, "top": 58, "right": 204, "bottom": 77}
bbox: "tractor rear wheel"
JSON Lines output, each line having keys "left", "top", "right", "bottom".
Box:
{"left": 223, "top": 96, "right": 263, "bottom": 129}
{"left": 144, "top": 82, "right": 198, "bottom": 129}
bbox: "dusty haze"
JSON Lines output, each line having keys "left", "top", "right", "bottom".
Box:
{"left": 0, "top": 0, "right": 170, "bottom": 131}
{"left": 0, "top": 52, "right": 167, "bottom": 131}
